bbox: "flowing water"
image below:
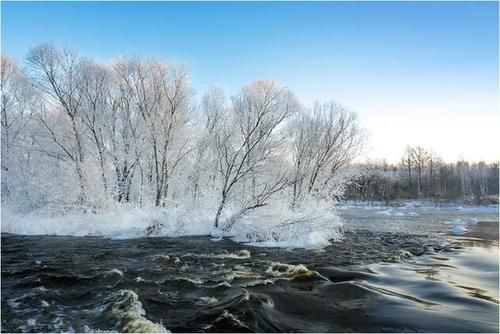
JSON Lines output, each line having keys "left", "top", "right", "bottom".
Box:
{"left": 1, "top": 205, "right": 499, "bottom": 332}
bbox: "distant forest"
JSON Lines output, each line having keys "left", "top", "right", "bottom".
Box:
{"left": 345, "top": 146, "right": 499, "bottom": 204}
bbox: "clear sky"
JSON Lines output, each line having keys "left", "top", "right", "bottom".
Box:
{"left": 2, "top": 1, "right": 499, "bottom": 163}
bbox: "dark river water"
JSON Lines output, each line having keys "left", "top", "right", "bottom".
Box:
{"left": 1, "top": 206, "right": 499, "bottom": 332}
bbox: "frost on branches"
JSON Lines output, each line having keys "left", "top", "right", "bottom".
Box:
{"left": 1, "top": 45, "right": 365, "bottom": 248}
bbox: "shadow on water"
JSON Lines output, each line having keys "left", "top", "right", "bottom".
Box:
{"left": 1, "top": 219, "right": 499, "bottom": 332}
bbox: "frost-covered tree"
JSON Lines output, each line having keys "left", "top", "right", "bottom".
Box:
{"left": 2, "top": 46, "right": 371, "bottom": 237}
{"left": 89, "top": 57, "right": 194, "bottom": 206}
{"left": 79, "top": 59, "right": 112, "bottom": 198}
{"left": 1, "top": 56, "right": 34, "bottom": 199}
{"left": 411, "top": 146, "right": 430, "bottom": 196}
{"left": 190, "top": 87, "right": 226, "bottom": 201}
{"left": 26, "top": 44, "right": 89, "bottom": 205}
{"left": 289, "top": 102, "right": 365, "bottom": 207}
{"left": 212, "top": 80, "right": 299, "bottom": 228}
{"left": 399, "top": 146, "right": 414, "bottom": 195}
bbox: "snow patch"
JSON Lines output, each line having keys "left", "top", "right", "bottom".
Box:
{"left": 446, "top": 218, "right": 479, "bottom": 235}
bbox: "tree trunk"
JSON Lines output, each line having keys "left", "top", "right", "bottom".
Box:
{"left": 214, "top": 192, "right": 227, "bottom": 229}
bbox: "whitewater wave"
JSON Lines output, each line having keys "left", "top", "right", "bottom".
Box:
{"left": 212, "top": 260, "right": 322, "bottom": 288}
{"left": 265, "top": 262, "right": 314, "bottom": 280}
{"left": 101, "top": 290, "right": 169, "bottom": 333}
{"left": 184, "top": 250, "right": 251, "bottom": 259}
{"left": 5, "top": 282, "right": 169, "bottom": 332}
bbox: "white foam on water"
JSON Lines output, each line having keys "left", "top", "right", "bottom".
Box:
{"left": 196, "top": 296, "right": 218, "bottom": 305}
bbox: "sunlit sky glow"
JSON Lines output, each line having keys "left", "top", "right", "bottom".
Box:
{"left": 2, "top": 1, "right": 499, "bottom": 163}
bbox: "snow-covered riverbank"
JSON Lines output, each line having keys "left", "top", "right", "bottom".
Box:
{"left": 2, "top": 200, "right": 497, "bottom": 248}
{"left": 1, "top": 203, "right": 344, "bottom": 249}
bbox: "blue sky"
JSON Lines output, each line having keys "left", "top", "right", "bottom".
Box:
{"left": 2, "top": 1, "right": 499, "bottom": 162}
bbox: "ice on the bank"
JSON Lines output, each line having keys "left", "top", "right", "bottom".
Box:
{"left": 446, "top": 218, "right": 479, "bottom": 235}
{"left": 451, "top": 224, "right": 468, "bottom": 235}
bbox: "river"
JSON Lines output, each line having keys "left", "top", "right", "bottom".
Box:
{"left": 1, "top": 204, "right": 498, "bottom": 332}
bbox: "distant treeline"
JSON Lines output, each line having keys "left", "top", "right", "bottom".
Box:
{"left": 345, "top": 146, "right": 499, "bottom": 204}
